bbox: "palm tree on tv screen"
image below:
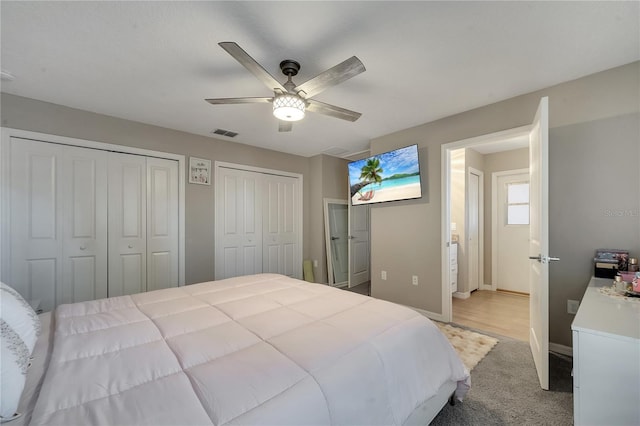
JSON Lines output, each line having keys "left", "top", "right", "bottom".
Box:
{"left": 360, "top": 157, "right": 383, "bottom": 186}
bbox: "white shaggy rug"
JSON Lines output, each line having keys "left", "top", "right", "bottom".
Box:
{"left": 435, "top": 322, "right": 499, "bottom": 371}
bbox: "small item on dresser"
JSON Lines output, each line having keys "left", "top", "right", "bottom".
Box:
{"left": 594, "top": 249, "right": 629, "bottom": 278}
{"left": 628, "top": 257, "right": 639, "bottom": 272}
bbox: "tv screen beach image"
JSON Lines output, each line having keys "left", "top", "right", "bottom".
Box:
{"left": 348, "top": 145, "right": 422, "bottom": 205}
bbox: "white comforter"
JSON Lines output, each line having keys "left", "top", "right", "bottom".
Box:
{"left": 30, "top": 274, "right": 469, "bottom": 425}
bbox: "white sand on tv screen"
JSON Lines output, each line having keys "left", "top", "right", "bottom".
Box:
{"left": 352, "top": 183, "right": 421, "bottom": 205}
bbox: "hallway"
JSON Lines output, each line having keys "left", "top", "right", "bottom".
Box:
{"left": 453, "top": 290, "right": 529, "bottom": 341}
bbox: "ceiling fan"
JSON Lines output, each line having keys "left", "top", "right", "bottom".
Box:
{"left": 205, "top": 42, "right": 366, "bottom": 132}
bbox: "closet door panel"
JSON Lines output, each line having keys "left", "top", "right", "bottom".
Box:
{"left": 146, "top": 157, "right": 179, "bottom": 291}
{"left": 108, "top": 153, "right": 147, "bottom": 297}
{"left": 61, "top": 146, "right": 108, "bottom": 304}
{"left": 215, "top": 168, "right": 262, "bottom": 279}
{"left": 262, "top": 176, "right": 299, "bottom": 277}
{"left": 9, "top": 139, "right": 109, "bottom": 310}
{"left": 10, "top": 139, "right": 63, "bottom": 311}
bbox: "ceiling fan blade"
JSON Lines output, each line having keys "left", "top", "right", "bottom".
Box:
{"left": 294, "top": 56, "right": 365, "bottom": 99}
{"left": 219, "top": 42, "right": 287, "bottom": 93}
{"left": 306, "top": 99, "right": 362, "bottom": 122}
{"left": 205, "top": 97, "right": 272, "bottom": 105}
{"left": 279, "top": 121, "right": 293, "bottom": 132}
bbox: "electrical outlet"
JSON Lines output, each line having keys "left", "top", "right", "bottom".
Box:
{"left": 412, "top": 275, "right": 418, "bottom": 286}
{"left": 381, "top": 270, "right": 387, "bottom": 280}
{"left": 567, "top": 299, "right": 580, "bottom": 315}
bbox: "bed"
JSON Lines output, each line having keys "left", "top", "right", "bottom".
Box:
{"left": 5, "top": 274, "right": 469, "bottom": 425}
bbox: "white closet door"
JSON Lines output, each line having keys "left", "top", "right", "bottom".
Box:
{"left": 215, "top": 167, "right": 262, "bottom": 279}
{"left": 10, "top": 139, "right": 63, "bottom": 311}
{"left": 108, "top": 152, "right": 147, "bottom": 297}
{"left": 263, "top": 174, "right": 299, "bottom": 277}
{"left": 61, "top": 146, "right": 108, "bottom": 304}
{"left": 9, "top": 138, "right": 108, "bottom": 311}
{"left": 146, "top": 157, "right": 179, "bottom": 291}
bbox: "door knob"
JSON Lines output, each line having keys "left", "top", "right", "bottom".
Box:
{"left": 79, "top": 245, "right": 86, "bottom": 250}
{"left": 331, "top": 236, "right": 339, "bottom": 240}
{"left": 128, "top": 244, "right": 133, "bottom": 249}
{"left": 529, "top": 254, "right": 560, "bottom": 264}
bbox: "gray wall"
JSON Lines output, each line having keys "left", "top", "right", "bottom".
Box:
{"left": 0, "top": 94, "right": 319, "bottom": 284}
{"left": 308, "top": 154, "right": 349, "bottom": 284}
{"left": 369, "top": 61, "right": 639, "bottom": 347}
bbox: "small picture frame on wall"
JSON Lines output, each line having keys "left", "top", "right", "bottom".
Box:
{"left": 189, "top": 157, "right": 211, "bottom": 185}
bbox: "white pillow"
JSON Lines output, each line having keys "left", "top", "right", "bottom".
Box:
{"left": 0, "top": 319, "right": 30, "bottom": 420}
{"left": 0, "top": 282, "right": 41, "bottom": 421}
{"left": 0, "top": 282, "right": 40, "bottom": 354}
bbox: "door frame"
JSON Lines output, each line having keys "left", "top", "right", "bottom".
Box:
{"left": 0, "top": 127, "right": 186, "bottom": 287}
{"left": 213, "top": 161, "right": 303, "bottom": 280}
{"left": 440, "top": 125, "right": 531, "bottom": 322}
{"left": 467, "top": 167, "right": 484, "bottom": 293}
{"left": 323, "top": 198, "right": 348, "bottom": 287}
{"left": 491, "top": 168, "right": 529, "bottom": 291}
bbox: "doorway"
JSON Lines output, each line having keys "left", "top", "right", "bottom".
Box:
{"left": 442, "top": 97, "right": 550, "bottom": 389}
{"left": 324, "top": 199, "right": 370, "bottom": 289}
{"left": 441, "top": 126, "right": 532, "bottom": 335}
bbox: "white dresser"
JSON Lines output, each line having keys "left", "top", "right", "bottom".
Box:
{"left": 450, "top": 243, "right": 458, "bottom": 293}
{"left": 571, "top": 277, "right": 640, "bottom": 426}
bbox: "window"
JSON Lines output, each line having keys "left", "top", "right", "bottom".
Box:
{"left": 507, "top": 182, "right": 529, "bottom": 225}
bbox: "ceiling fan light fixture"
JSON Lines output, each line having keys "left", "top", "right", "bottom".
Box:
{"left": 273, "top": 94, "right": 305, "bottom": 121}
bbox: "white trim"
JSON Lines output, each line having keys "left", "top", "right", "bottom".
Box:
{"left": 453, "top": 291, "right": 471, "bottom": 300}
{"left": 549, "top": 342, "right": 573, "bottom": 357}
{"left": 323, "top": 198, "right": 348, "bottom": 287}
{"left": 491, "top": 168, "right": 529, "bottom": 291}
{"left": 467, "top": 167, "right": 484, "bottom": 294}
{"left": 441, "top": 125, "right": 530, "bottom": 323}
{"left": 407, "top": 305, "right": 447, "bottom": 323}
{"left": 440, "top": 147, "right": 452, "bottom": 322}
{"left": 213, "top": 161, "right": 304, "bottom": 280}
{"left": 215, "top": 160, "right": 303, "bottom": 180}
{"left": 0, "top": 127, "right": 186, "bottom": 287}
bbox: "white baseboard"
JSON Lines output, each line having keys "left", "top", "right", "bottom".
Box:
{"left": 549, "top": 342, "right": 573, "bottom": 357}
{"left": 453, "top": 291, "right": 470, "bottom": 299}
{"left": 405, "top": 305, "right": 446, "bottom": 322}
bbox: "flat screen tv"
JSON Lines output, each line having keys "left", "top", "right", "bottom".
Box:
{"left": 348, "top": 144, "right": 422, "bottom": 206}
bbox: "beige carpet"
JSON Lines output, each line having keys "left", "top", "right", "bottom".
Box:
{"left": 435, "top": 322, "right": 499, "bottom": 371}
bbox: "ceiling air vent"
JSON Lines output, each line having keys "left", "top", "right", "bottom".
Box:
{"left": 211, "top": 128, "right": 238, "bottom": 138}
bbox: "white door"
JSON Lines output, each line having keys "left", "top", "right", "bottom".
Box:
{"left": 497, "top": 172, "right": 530, "bottom": 293}
{"left": 326, "top": 202, "right": 349, "bottom": 285}
{"left": 263, "top": 174, "right": 299, "bottom": 277}
{"left": 215, "top": 165, "right": 302, "bottom": 280}
{"left": 108, "top": 152, "right": 147, "bottom": 297}
{"left": 468, "top": 171, "right": 480, "bottom": 292}
{"left": 348, "top": 204, "right": 370, "bottom": 288}
{"left": 146, "top": 157, "right": 179, "bottom": 291}
{"left": 61, "top": 146, "right": 109, "bottom": 304}
{"left": 529, "top": 97, "right": 554, "bottom": 390}
{"left": 215, "top": 167, "right": 262, "bottom": 280}
{"left": 9, "top": 139, "right": 109, "bottom": 311}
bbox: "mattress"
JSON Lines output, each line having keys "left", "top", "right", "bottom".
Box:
{"left": 27, "top": 274, "right": 469, "bottom": 425}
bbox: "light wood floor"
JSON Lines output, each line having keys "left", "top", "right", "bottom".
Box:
{"left": 453, "top": 290, "right": 529, "bottom": 341}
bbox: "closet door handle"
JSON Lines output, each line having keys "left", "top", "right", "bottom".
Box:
{"left": 128, "top": 244, "right": 133, "bottom": 249}
{"left": 79, "top": 245, "right": 86, "bottom": 251}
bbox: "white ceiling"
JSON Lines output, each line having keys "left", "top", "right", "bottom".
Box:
{"left": 1, "top": 1, "right": 638, "bottom": 158}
